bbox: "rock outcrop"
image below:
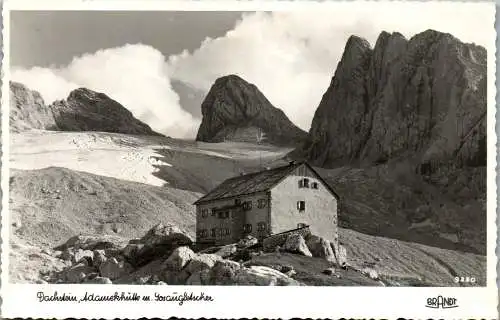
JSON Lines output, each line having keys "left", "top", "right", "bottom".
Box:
{"left": 10, "top": 82, "right": 163, "bottom": 136}
{"left": 196, "top": 75, "right": 307, "bottom": 146}
{"left": 50, "top": 88, "right": 163, "bottom": 136}
{"left": 299, "top": 30, "right": 486, "bottom": 171}
{"left": 10, "top": 81, "right": 58, "bottom": 132}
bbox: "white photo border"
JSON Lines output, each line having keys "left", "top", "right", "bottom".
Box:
{"left": 0, "top": 0, "right": 497, "bottom": 318}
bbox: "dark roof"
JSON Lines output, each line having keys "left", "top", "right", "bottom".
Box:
{"left": 194, "top": 161, "right": 340, "bottom": 205}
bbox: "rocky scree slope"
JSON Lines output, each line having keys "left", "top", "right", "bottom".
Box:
{"left": 196, "top": 75, "right": 307, "bottom": 146}
{"left": 9, "top": 167, "right": 199, "bottom": 250}
{"left": 10, "top": 82, "right": 163, "bottom": 136}
{"left": 294, "top": 30, "right": 487, "bottom": 254}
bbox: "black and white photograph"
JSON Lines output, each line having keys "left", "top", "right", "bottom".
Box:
{"left": 1, "top": 1, "right": 498, "bottom": 317}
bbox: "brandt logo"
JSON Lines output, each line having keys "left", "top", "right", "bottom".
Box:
{"left": 426, "top": 296, "right": 459, "bottom": 309}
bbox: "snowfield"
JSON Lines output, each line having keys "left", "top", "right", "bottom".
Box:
{"left": 10, "top": 130, "right": 291, "bottom": 187}
{"left": 10, "top": 131, "right": 175, "bottom": 186}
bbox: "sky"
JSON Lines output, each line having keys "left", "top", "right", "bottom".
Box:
{"left": 9, "top": 2, "right": 495, "bottom": 139}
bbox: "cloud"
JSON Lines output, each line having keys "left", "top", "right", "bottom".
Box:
{"left": 167, "top": 3, "right": 494, "bottom": 131}
{"left": 12, "top": 44, "right": 200, "bottom": 138}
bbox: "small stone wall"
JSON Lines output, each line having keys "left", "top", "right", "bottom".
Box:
{"left": 262, "top": 226, "right": 311, "bottom": 252}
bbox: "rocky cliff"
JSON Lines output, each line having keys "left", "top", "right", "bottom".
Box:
{"left": 300, "top": 30, "right": 486, "bottom": 171}
{"left": 49, "top": 88, "right": 163, "bottom": 136}
{"left": 196, "top": 75, "right": 307, "bottom": 146}
{"left": 296, "top": 30, "right": 487, "bottom": 254}
{"left": 10, "top": 81, "right": 58, "bottom": 132}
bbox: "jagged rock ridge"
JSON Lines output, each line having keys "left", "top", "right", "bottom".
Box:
{"left": 300, "top": 30, "right": 486, "bottom": 171}
{"left": 196, "top": 75, "right": 307, "bottom": 146}
{"left": 294, "top": 30, "right": 487, "bottom": 254}
{"left": 50, "top": 88, "right": 163, "bottom": 136}
{"left": 10, "top": 82, "right": 163, "bottom": 136}
{"left": 10, "top": 82, "right": 58, "bottom": 133}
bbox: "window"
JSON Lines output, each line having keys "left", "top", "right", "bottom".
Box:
{"left": 257, "top": 222, "right": 267, "bottom": 231}
{"left": 235, "top": 199, "right": 241, "bottom": 205}
{"left": 299, "top": 178, "right": 310, "bottom": 188}
{"left": 243, "top": 224, "right": 252, "bottom": 233}
{"left": 201, "top": 209, "right": 208, "bottom": 218}
{"left": 297, "top": 200, "right": 306, "bottom": 212}
{"left": 297, "top": 223, "right": 307, "bottom": 229}
{"left": 211, "top": 208, "right": 217, "bottom": 216}
{"left": 243, "top": 201, "right": 253, "bottom": 211}
{"left": 257, "top": 199, "right": 267, "bottom": 209}
{"left": 225, "top": 228, "right": 231, "bottom": 236}
{"left": 211, "top": 228, "right": 217, "bottom": 237}
{"left": 197, "top": 229, "right": 208, "bottom": 238}
{"left": 311, "top": 182, "right": 319, "bottom": 189}
{"left": 218, "top": 211, "right": 230, "bottom": 219}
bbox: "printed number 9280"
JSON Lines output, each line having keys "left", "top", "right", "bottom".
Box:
{"left": 454, "top": 276, "right": 476, "bottom": 283}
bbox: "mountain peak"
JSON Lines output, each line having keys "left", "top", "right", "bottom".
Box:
{"left": 299, "top": 29, "right": 486, "bottom": 169}
{"left": 68, "top": 87, "right": 109, "bottom": 102}
{"left": 50, "top": 87, "right": 163, "bottom": 136}
{"left": 196, "top": 75, "right": 307, "bottom": 146}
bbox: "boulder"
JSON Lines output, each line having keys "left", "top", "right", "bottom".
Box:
{"left": 237, "top": 235, "right": 258, "bottom": 248}
{"left": 281, "top": 265, "right": 295, "bottom": 277}
{"left": 73, "top": 249, "right": 94, "bottom": 265}
{"left": 283, "top": 234, "right": 312, "bottom": 257}
{"left": 52, "top": 250, "right": 62, "bottom": 258}
{"left": 59, "top": 249, "right": 74, "bottom": 262}
{"left": 85, "top": 272, "right": 100, "bottom": 280}
{"left": 133, "top": 224, "right": 193, "bottom": 267}
{"left": 65, "top": 262, "right": 96, "bottom": 283}
{"left": 99, "top": 257, "right": 132, "bottom": 280}
{"left": 234, "top": 266, "right": 301, "bottom": 286}
{"left": 209, "top": 260, "right": 241, "bottom": 285}
{"left": 92, "top": 250, "right": 107, "bottom": 268}
{"left": 134, "top": 276, "right": 151, "bottom": 285}
{"left": 55, "top": 234, "right": 126, "bottom": 251}
{"left": 163, "top": 246, "right": 196, "bottom": 271}
{"left": 85, "top": 276, "right": 113, "bottom": 284}
{"left": 162, "top": 269, "right": 191, "bottom": 285}
{"left": 185, "top": 254, "right": 222, "bottom": 275}
{"left": 140, "top": 223, "right": 193, "bottom": 247}
{"left": 185, "top": 269, "right": 211, "bottom": 285}
{"left": 215, "top": 244, "right": 237, "bottom": 258}
{"left": 305, "top": 235, "right": 335, "bottom": 261}
{"left": 122, "top": 243, "right": 144, "bottom": 261}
